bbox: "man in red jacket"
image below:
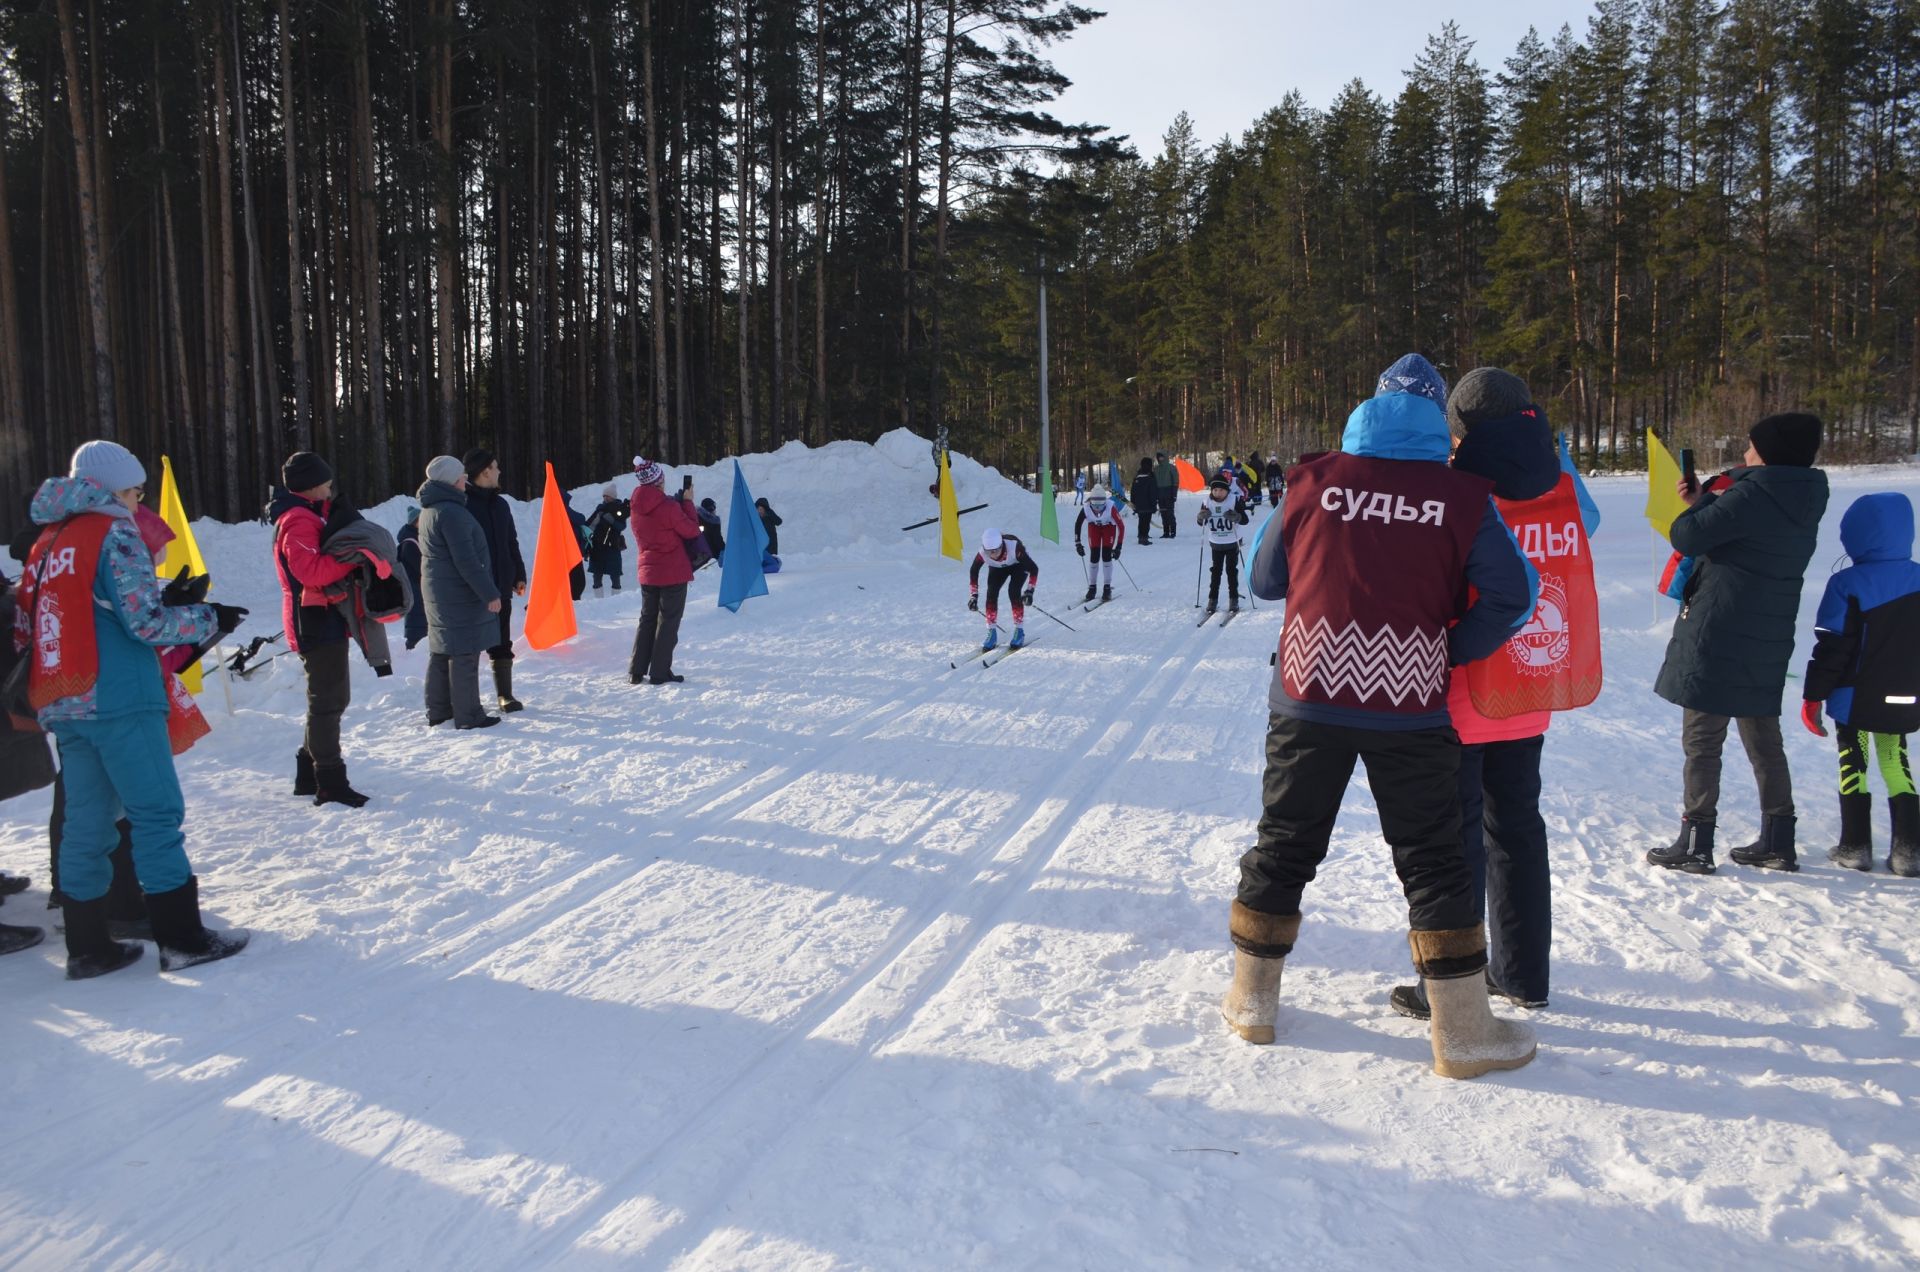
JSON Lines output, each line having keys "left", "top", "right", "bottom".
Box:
{"left": 627, "top": 456, "right": 705, "bottom": 685}
{"left": 269, "top": 452, "right": 366, "bottom": 808}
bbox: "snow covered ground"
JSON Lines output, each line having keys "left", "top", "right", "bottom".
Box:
{"left": 2, "top": 434, "right": 1917, "bottom": 1270}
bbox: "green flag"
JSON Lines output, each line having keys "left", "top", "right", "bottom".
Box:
{"left": 1039, "top": 469, "right": 1059, "bottom": 542}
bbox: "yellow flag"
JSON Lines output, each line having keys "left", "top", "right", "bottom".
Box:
{"left": 1644, "top": 429, "right": 1691, "bottom": 539}
{"left": 938, "top": 449, "right": 963, "bottom": 561}
{"left": 155, "top": 455, "right": 209, "bottom": 693}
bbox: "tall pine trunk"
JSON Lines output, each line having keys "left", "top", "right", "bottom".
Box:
{"left": 55, "top": 0, "right": 115, "bottom": 440}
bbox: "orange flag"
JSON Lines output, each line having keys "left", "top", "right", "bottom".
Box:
{"left": 1173, "top": 457, "right": 1205, "bottom": 492}
{"left": 524, "top": 462, "right": 585, "bottom": 651}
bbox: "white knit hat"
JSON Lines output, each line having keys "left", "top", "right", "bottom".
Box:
{"left": 69, "top": 440, "right": 146, "bottom": 493}
{"left": 425, "top": 454, "right": 466, "bottom": 484}
{"left": 602, "top": 484, "right": 618, "bottom": 500}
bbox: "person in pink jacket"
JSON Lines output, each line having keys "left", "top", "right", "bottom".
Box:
{"left": 627, "top": 456, "right": 704, "bottom": 685}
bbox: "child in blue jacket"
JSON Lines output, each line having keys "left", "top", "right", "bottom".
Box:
{"left": 1801, "top": 492, "right": 1920, "bottom": 875}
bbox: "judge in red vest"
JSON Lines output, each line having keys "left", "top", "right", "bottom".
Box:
{"left": 1388, "top": 368, "right": 1600, "bottom": 1024}
{"left": 1222, "top": 354, "right": 1540, "bottom": 1079}
{"left": 14, "top": 441, "right": 250, "bottom": 980}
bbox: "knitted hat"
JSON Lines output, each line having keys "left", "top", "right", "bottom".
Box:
{"left": 700, "top": 497, "right": 717, "bottom": 513}
{"left": 601, "top": 484, "right": 618, "bottom": 500}
{"left": 632, "top": 455, "right": 664, "bottom": 486}
{"left": 1749, "top": 412, "right": 1823, "bottom": 468}
{"left": 405, "top": 505, "right": 421, "bottom": 524}
{"left": 1208, "top": 474, "right": 1230, "bottom": 492}
{"left": 426, "top": 455, "right": 466, "bottom": 485}
{"left": 69, "top": 440, "right": 146, "bottom": 493}
{"left": 1446, "top": 368, "right": 1533, "bottom": 438}
{"left": 281, "top": 451, "right": 334, "bottom": 493}
{"left": 1375, "top": 353, "right": 1448, "bottom": 407}
{"left": 462, "top": 447, "right": 496, "bottom": 480}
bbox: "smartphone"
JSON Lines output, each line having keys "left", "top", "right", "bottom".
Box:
{"left": 682, "top": 474, "right": 693, "bottom": 494}
{"left": 1680, "top": 448, "right": 1696, "bottom": 491}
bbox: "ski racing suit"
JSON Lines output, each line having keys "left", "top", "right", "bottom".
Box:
{"left": 1199, "top": 491, "right": 1249, "bottom": 610}
{"left": 969, "top": 537, "right": 1039, "bottom": 632}
{"left": 1074, "top": 502, "right": 1125, "bottom": 593}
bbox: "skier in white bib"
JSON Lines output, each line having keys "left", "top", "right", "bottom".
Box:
{"left": 968, "top": 528, "right": 1039, "bottom": 651}
{"left": 1198, "top": 474, "right": 1249, "bottom": 615}
{"left": 1073, "top": 486, "right": 1126, "bottom": 603}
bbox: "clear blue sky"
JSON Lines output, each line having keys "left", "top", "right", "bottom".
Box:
{"left": 1047, "top": 0, "right": 1604, "bottom": 156}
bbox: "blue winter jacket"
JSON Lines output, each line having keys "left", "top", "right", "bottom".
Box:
{"left": 1247, "top": 388, "right": 1538, "bottom": 731}
{"left": 1804, "top": 492, "right": 1920, "bottom": 732}
{"left": 24, "top": 477, "right": 219, "bottom": 725}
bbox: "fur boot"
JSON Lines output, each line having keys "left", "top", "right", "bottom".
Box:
{"left": 1409, "top": 927, "right": 1536, "bottom": 1079}
{"left": 1221, "top": 902, "right": 1299, "bottom": 1044}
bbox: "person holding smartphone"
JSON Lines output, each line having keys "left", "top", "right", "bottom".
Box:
{"left": 627, "top": 458, "right": 705, "bottom": 685}
{"left": 1648, "top": 414, "right": 1829, "bottom": 875}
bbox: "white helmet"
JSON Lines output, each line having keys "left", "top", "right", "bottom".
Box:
{"left": 981, "top": 528, "right": 1004, "bottom": 555}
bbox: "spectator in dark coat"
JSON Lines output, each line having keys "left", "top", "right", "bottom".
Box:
{"left": 1153, "top": 451, "right": 1179, "bottom": 538}
{"left": 566, "top": 502, "right": 589, "bottom": 602}
{"left": 418, "top": 456, "right": 503, "bottom": 730}
{"left": 1130, "top": 459, "right": 1159, "bottom": 545}
{"left": 755, "top": 497, "right": 783, "bottom": 556}
{"left": 0, "top": 569, "right": 51, "bottom": 956}
{"left": 396, "top": 506, "right": 427, "bottom": 649}
{"left": 697, "top": 497, "right": 727, "bottom": 562}
{"left": 1648, "top": 412, "right": 1829, "bottom": 875}
{"left": 627, "top": 456, "right": 703, "bottom": 686}
{"left": 585, "top": 486, "right": 630, "bottom": 594}
{"left": 460, "top": 447, "right": 527, "bottom": 713}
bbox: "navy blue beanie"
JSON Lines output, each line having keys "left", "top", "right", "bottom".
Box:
{"left": 1375, "top": 353, "right": 1448, "bottom": 408}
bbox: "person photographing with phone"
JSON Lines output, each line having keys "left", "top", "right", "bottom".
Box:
{"left": 1648, "top": 414, "right": 1829, "bottom": 875}
{"left": 627, "top": 458, "right": 705, "bottom": 685}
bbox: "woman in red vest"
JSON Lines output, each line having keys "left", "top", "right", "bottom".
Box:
{"left": 15, "top": 441, "right": 250, "bottom": 979}
{"left": 1222, "top": 355, "right": 1540, "bottom": 1079}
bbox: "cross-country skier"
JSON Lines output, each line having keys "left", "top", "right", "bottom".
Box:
{"left": 1264, "top": 453, "right": 1286, "bottom": 504}
{"left": 968, "top": 528, "right": 1038, "bottom": 651}
{"left": 1074, "top": 486, "right": 1126, "bottom": 603}
{"left": 1198, "top": 473, "right": 1249, "bottom": 614}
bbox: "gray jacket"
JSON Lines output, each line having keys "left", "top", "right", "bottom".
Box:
{"left": 417, "top": 479, "right": 502, "bottom": 656}
{"left": 323, "top": 517, "right": 413, "bottom": 674}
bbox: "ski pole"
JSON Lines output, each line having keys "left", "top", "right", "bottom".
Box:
{"left": 1117, "top": 556, "right": 1142, "bottom": 592}
{"left": 1194, "top": 531, "right": 1206, "bottom": 608}
{"left": 1028, "top": 600, "right": 1077, "bottom": 632}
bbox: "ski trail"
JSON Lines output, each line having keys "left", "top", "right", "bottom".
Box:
{"left": 521, "top": 606, "right": 1223, "bottom": 1267}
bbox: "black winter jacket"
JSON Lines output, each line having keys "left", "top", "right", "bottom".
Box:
{"left": 462, "top": 485, "right": 527, "bottom": 598}
{"left": 1654, "top": 464, "right": 1830, "bottom": 718}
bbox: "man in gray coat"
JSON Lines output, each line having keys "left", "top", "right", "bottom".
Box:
{"left": 417, "top": 455, "right": 504, "bottom": 730}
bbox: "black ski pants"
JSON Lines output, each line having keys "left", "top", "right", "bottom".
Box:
{"left": 630, "top": 583, "right": 689, "bottom": 682}
{"left": 1461, "top": 736, "right": 1551, "bottom": 1001}
{"left": 488, "top": 598, "right": 516, "bottom": 667}
{"left": 299, "top": 639, "right": 351, "bottom": 768}
{"left": 1207, "top": 542, "right": 1241, "bottom": 607}
{"left": 1157, "top": 490, "right": 1177, "bottom": 537}
{"left": 1237, "top": 714, "right": 1477, "bottom": 932}
{"left": 982, "top": 565, "right": 1034, "bottom": 624}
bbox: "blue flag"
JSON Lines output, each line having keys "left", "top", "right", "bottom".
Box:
{"left": 1558, "top": 433, "right": 1602, "bottom": 536}
{"left": 1108, "top": 460, "right": 1125, "bottom": 506}
{"left": 717, "top": 460, "right": 771, "bottom": 612}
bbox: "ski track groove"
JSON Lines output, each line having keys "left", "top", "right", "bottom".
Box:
{"left": 0, "top": 653, "right": 975, "bottom": 1216}
{"left": 518, "top": 596, "right": 1232, "bottom": 1269}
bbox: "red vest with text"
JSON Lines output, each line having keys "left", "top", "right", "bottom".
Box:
{"left": 1280, "top": 453, "right": 1492, "bottom": 716}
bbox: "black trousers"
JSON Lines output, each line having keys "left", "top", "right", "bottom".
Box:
{"left": 299, "top": 639, "right": 351, "bottom": 767}
{"left": 488, "top": 598, "right": 516, "bottom": 665}
{"left": 1237, "top": 714, "right": 1477, "bottom": 932}
{"left": 1207, "top": 542, "right": 1241, "bottom": 606}
{"left": 982, "top": 565, "right": 1034, "bottom": 623}
{"left": 1461, "top": 736, "right": 1551, "bottom": 1000}
{"left": 630, "top": 583, "right": 688, "bottom": 681}
{"left": 1157, "top": 490, "right": 1177, "bottom": 536}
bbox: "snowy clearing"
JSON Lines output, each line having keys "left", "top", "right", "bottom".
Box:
{"left": 3, "top": 433, "right": 1918, "bottom": 1270}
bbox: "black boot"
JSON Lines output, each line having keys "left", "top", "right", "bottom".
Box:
{"left": 1084, "top": 583, "right": 1097, "bottom": 603}
{"left": 0, "top": 870, "right": 29, "bottom": 897}
{"left": 1102, "top": 584, "right": 1113, "bottom": 602}
{"left": 61, "top": 896, "right": 143, "bottom": 980}
{"left": 1890, "top": 793, "right": 1920, "bottom": 877}
{"left": 146, "top": 876, "right": 250, "bottom": 973}
{"left": 293, "top": 748, "right": 317, "bottom": 797}
{"left": 1828, "top": 794, "right": 1873, "bottom": 871}
{"left": 313, "top": 761, "right": 370, "bottom": 809}
{"left": 1389, "top": 971, "right": 1544, "bottom": 1021}
{"left": 1730, "top": 814, "right": 1800, "bottom": 872}
{"left": 0, "top": 922, "right": 45, "bottom": 955}
{"left": 493, "top": 659, "right": 524, "bottom": 713}
{"left": 1647, "top": 818, "right": 1716, "bottom": 874}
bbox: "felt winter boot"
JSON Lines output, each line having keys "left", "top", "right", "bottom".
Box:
{"left": 313, "top": 762, "right": 370, "bottom": 809}
{"left": 146, "top": 877, "right": 250, "bottom": 973}
{"left": 1730, "top": 814, "right": 1800, "bottom": 872}
{"left": 61, "top": 896, "right": 143, "bottom": 980}
{"left": 493, "top": 660, "right": 524, "bottom": 713}
{"left": 1890, "top": 793, "right": 1920, "bottom": 877}
{"left": 0, "top": 922, "right": 45, "bottom": 955}
{"left": 292, "top": 748, "right": 317, "bottom": 797}
{"left": 1828, "top": 794, "right": 1873, "bottom": 871}
{"left": 1647, "top": 818, "right": 1716, "bottom": 874}
{"left": 1391, "top": 970, "right": 1546, "bottom": 1021}
{"left": 1409, "top": 927, "right": 1536, "bottom": 1079}
{"left": 1221, "top": 902, "right": 1300, "bottom": 1044}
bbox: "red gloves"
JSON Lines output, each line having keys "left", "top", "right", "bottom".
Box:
{"left": 1801, "top": 700, "right": 1828, "bottom": 737}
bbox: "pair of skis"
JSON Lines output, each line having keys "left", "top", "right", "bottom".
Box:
{"left": 1196, "top": 606, "right": 1240, "bottom": 628}
{"left": 947, "top": 635, "right": 1038, "bottom": 670}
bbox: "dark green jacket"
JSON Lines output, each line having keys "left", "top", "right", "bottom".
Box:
{"left": 1154, "top": 459, "right": 1177, "bottom": 492}
{"left": 1655, "top": 465, "right": 1830, "bottom": 718}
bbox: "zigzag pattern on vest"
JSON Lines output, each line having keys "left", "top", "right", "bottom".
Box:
{"left": 1282, "top": 617, "right": 1449, "bottom": 707}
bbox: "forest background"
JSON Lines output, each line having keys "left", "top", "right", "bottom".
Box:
{"left": 1, "top": 0, "right": 1917, "bottom": 527}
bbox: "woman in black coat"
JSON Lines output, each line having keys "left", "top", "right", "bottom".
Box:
{"left": 755, "top": 497, "right": 783, "bottom": 556}
{"left": 1128, "top": 459, "right": 1158, "bottom": 546}
{"left": 585, "top": 486, "right": 631, "bottom": 594}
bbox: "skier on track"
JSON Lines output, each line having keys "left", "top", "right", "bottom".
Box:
{"left": 1199, "top": 473, "right": 1249, "bottom": 615}
{"left": 968, "top": 528, "right": 1038, "bottom": 652}
{"left": 1074, "top": 486, "right": 1126, "bottom": 604}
